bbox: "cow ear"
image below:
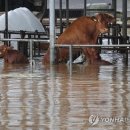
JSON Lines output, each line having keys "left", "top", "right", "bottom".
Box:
{"left": 95, "top": 13, "right": 101, "bottom": 19}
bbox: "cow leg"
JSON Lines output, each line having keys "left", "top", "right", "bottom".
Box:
{"left": 58, "top": 48, "right": 69, "bottom": 63}
{"left": 82, "top": 48, "right": 92, "bottom": 63}
{"left": 43, "top": 49, "right": 50, "bottom": 64}
{"left": 4, "top": 55, "right": 14, "bottom": 64}
{"left": 83, "top": 48, "right": 101, "bottom": 64}
{"left": 88, "top": 48, "right": 112, "bottom": 65}
{"left": 43, "top": 48, "right": 60, "bottom": 64}
{"left": 90, "top": 48, "right": 101, "bottom": 64}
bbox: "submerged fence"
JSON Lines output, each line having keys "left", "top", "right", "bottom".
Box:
{"left": 0, "top": 38, "right": 130, "bottom": 71}
{"left": 0, "top": 38, "right": 49, "bottom": 72}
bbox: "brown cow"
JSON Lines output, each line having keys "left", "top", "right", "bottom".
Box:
{"left": 43, "top": 13, "right": 115, "bottom": 64}
{"left": 0, "top": 45, "right": 29, "bottom": 64}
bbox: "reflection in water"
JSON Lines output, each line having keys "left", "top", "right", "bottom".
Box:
{"left": 0, "top": 55, "right": 130, "bottom": 130}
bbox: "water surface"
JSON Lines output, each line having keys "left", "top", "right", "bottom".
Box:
{"left": 0, "top": 53, "right": 130, "bottom": 130}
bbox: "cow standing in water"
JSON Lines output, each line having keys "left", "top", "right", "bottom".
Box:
{"left": 43, "top": 13, "right": 115, "bottom": 64}
{"left": 0, "top": 45, "right": 29, "bottom": 64}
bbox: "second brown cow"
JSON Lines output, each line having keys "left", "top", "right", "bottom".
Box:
{"left": 0, "top": 45, "right": 29, "bottom": 64}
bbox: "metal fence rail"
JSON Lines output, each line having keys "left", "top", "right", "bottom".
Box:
{"left": 0, "top": 38, "right": 50, "bottom": 72}
{"left": 0, "top": 38, "right": 130, "bottom": 71}
{"left": 55, "top": 43, "right": 130, "bottom": 68}
{"left": 55, "top": 44, "right": 130, "bottom": 48}
{"left": 0, "top": 38, "right": 50, "bottom": 43}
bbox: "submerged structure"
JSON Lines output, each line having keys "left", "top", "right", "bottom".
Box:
{"left": 0, "top": 0, "right": 129, "bottom": 64}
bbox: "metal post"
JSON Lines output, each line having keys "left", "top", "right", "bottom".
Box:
{"left": 84, "top": 0, "right": 87, "bottom": 16}
{"left": 66, "top": 0, "right": 69, "bottom": 26}
{"left": 122, "top": 0, "right": 128, "bottom": 64}
{"left": 122, "top": 0, "right": 127, "bottom": 39}
{"left": 29, "top": 40, "right": 35, "bottom": 72}
{"left": 112, "top": 0, "right": 117, "bottom": 45}
{"left": 5, "top": 0, "right": 8, "bottom": 38}
{"left": 49, "top": 0, "right": 55, "bottom": 64}
{"left": 29, "top": 39, "right": 33, "bottom": 71}
{"left": 112, "top": 0, "right": 116, "bottom": 18}
{"left": 59, "top": 0, "right": 63, "bottom": 34}
{"left": 69, "top": 45, "right": 72, "bottom": 72}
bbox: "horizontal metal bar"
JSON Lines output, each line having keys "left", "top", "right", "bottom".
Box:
{"left": 0, "top": 30, "right": 47, "bottom": 35}
{"left": 86, "top": 9, "right": 114, "bottom": 12}
{"left": 0, "top": 38, "right": 50, "bottom": 43}
{"left": 0, "top": 38, "right": 130, "bottom": 48}
{"left": 55, "top": 44, "right": 130, "bottom": 47}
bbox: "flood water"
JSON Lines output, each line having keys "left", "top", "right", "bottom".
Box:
{"left": 0, "top": 52, "right": 130, "bottom": 130}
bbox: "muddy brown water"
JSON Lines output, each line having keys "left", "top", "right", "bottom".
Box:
{"left": 0, "top": 53, "right": 130, "bottom": 130}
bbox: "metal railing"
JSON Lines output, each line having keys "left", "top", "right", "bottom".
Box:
{"left": 0, "top": 38, "right": 130, "bottom": 71}
{"left": 0, "top": 38, "right": 49, "bottom": 72}
{"left": 55, "top": 43, "right": 130, "bottom": 68}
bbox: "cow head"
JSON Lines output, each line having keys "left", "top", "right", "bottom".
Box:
{"left": 95, "top": 13, "right": 115, "bottom": 33}
{"left": 0, "top": 44, "right": 13, "bottom": 57}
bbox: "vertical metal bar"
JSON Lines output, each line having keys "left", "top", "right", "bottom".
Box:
{"left": 49, "top": 0, "right": 55, "bottom": 64}
{"left": 112, "top": 0, "right": 116, "bottom": 18}
{"left": 59, "top": 0, "right": 63, "bottom": 34}
{"left": 111, "top": 0, "right": 117, "bottom": 45}
{"left": 69, "top": 45, "right": 72, "bottom": 73}
{"left": 29, "top": 39, "right": 33, "bottom": 71}
{"left": 122, "top": 0, "right": 127, "bottom": 39}
{"left": 5, "top": 0, "right": 8, "bottom": 38}
{"left": 122, "top": 0, "right": 128, "bottom": 64}
{"left": 84, "top": 0, "right": 87, "bottom": 16}
{"left": 66, "top": 0, "right": 69, "bottom": 26}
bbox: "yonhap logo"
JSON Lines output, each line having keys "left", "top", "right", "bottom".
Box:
{"left": 89, "top": 115, "right": 130, "bottom": 126}
{"left": 89, "top": 115, "right": 100, "bottom": 126}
